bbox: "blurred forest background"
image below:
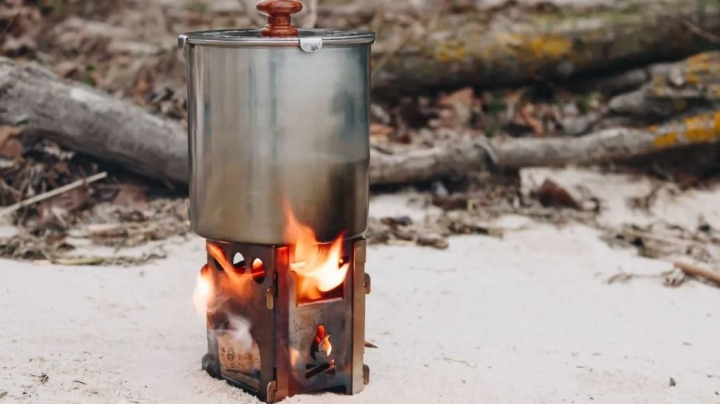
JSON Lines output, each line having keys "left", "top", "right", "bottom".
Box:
{"left": 0, "top": 0, "right": 719, "bottom": 281}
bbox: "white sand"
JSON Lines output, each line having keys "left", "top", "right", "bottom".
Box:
{"left": 2, "top": 171, "right": 720, "bottom": 403}
{"left": 520, "top": 167, "right": 720, "bottom": 230}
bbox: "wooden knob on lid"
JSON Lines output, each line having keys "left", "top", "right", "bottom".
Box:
{"left": 256, "top": 0, "right": 303, "bottom": 38}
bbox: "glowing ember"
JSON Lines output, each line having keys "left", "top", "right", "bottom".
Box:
{"left": 284, "top": 200, "right": 349, "bottom": 301}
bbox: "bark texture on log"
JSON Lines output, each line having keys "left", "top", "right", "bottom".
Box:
{"left": 610, "top": 51, "right": 720, "bottom": 118}
{"left": 369, "top": 140, "right": 491, "bottom": 185}
{"left": 369, "top": 110, "right": 720, "bottom": 184}
{"left": 2, "top": 57, "right": 720, "bottom": 188}
{"left": 0, "top": 57, "right": 188, "bottom": 185}
{"left": 491, "top": 111, "right": 720, "bottom": 169}
{"left": 562, "top": 54, "right": 716, "bottom": 137}
{"left": 37, "top": 0, "right": 720, "bottom": 97}
{"left": 368, "top": 0, "right": 720, "bottom": 94}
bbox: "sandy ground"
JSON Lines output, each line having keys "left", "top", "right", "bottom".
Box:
{"left": 2, "top": 169, "right": 720, "bottom": 404}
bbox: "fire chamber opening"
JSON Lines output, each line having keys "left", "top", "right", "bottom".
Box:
{"left": 232, "top": 252, "right": 245, "bottom": 270}
{"left": 283, "top": 200, "right": 349, "bottom": 304}
{"left": 251, "top": 258, "right": 265, "bottom": 283}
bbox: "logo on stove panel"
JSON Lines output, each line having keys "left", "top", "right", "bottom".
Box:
{"left": 306, "top": 324, "right": 337, "bottom": 379}
{"left": 227, "top": 347, "right": 235, "bottom": 362}
{"left": 311, "top": 324, "right": 333, "bottom": 361}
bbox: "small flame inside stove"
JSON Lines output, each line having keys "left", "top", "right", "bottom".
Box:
{"left": 315, "top": 325, "right": 332, "bottom": 357}
{"left": 284, "top": 200, "right": 349, "bottom": 302}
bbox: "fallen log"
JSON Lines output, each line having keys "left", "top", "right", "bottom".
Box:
{"left": 571, "top": 62, "right": 675, "bottom": 97}
{"left": 47, "top": 0, "right": 720, "bottom": 96}
{"left": 369, "top": 140, "right": 492, "bottom": 186}
{"left": 365, "top": 0, "right": 720, "bottom": 94}
{"left": 2, "top": 57, "right": 720, "bottom": 187}
{"left": 370, "top": 111, "right": 720, "bottom": 184}
{"left": 561, "top": 53, "right": 719, "bottom": 136}
{"left": 490, "top": 111, "right": 720, "bottom": 169}
{"left": 610, "top": 52, "right": 720, "bottom": 119}
{"left": 0, "top": 57, "right": 188, "bottom": 185}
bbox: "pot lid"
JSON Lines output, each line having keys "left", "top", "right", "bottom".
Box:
{"left": 179, "top": 28, "right": 375, "bottom": 49}
{"left": 179, "top": 0, "right": 374, "bottom": 49}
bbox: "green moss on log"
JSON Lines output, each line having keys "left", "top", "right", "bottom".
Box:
{"left": 371, "top": 0, "right": 720, "bottom": 94}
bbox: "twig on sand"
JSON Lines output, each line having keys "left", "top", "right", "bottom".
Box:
{"left": 54, "top": 256, "right": 105, "bottom": 266}
{"left": 0, "top": 12, "right": 19, "bottom": 41}
{"left": 0, "top": 172, "right": 107, "bottom": 217}
{"left": 674, "top": 260, "right": 720, "bottom": 286}
{"left": 618, "top": 228, "right": 708, "bottom": 249}
{"left": 683, "top": 19, "right": 720, "bottom": 46}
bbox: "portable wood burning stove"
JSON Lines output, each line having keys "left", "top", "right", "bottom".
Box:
{"left": 179, "top": 1, "right": 374, "bottom": 402}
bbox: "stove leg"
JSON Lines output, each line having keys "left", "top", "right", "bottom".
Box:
{"left": 202, "top": 353, "right": 221, "bottom": 379}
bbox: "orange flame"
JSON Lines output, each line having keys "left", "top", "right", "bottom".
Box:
{"left": 320, "top": 335, "right": 332, "bottom": 356}
{"left": 208, "top": 243, "right": 234, "bottom": 276}
{"left": 207, "top": 242, "right": 263, "bottom": 284}
{"left": 314, "top": 325, "right": 333, "bottom": 357}
{"left": 193, "top": 264, "right": 213, "bottom": 315}
{"left": 284, "top": 200, "right": 348, "bottom": 301}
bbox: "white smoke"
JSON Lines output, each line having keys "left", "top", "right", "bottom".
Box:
{"left": 213, "top": 315, "right": 254, "bottom": 351}
{"left": 209, "top": 314, "right": 260, "bottom": 374}
{"left": 193, "top": 265, "right": 260, "bottom": 373}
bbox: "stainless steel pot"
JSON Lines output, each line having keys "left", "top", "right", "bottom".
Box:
{"left": 180, "top": 28, "right": 375, "bottom": 244}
